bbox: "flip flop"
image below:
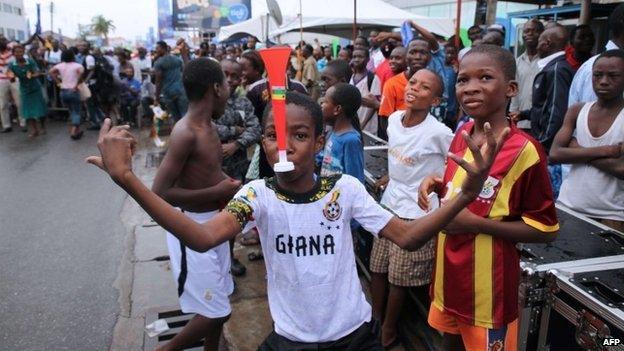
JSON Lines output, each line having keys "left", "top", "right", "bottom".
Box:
{"left": 248, "top": 250, "right": 264, "bottom": 261}
{"left": 240, "top": 228, "right": 260, "bottom": 246}
{"left": 240, "top": 235, "right": 260, "bottom": 246}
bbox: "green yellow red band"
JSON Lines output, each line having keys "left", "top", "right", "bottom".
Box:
{"left": 272, "top": 87, "right": 286, "bottom": 100}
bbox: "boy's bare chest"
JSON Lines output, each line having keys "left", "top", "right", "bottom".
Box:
{"left": 177, "top": 132, "right": 224, "bottom": 188}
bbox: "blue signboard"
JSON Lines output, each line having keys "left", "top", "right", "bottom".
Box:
{"left": 172, "top": 0, "right": 252, "bottom": 30}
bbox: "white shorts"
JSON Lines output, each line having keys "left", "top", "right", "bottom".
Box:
{"left": 167, "top": 210, "right": 234, "bottom": 319}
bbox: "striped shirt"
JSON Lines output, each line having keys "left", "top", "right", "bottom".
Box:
{"left": 431, "top": 121, "right": 559, "bottom": 329}
{"left": 0, "top": 50, "right": 14, "bottom": 80}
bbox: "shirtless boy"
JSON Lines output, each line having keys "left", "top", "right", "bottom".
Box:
{"left": 150, "top": 58, "right": 241, "bottom": 351}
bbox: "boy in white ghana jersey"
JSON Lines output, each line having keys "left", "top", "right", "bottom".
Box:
{"left": 86, "top": 91, "right": 508, "bottom": 350}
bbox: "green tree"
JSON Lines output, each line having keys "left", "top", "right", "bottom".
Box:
{"left": 91, "top": 15, "right": 115, "bottom": 46}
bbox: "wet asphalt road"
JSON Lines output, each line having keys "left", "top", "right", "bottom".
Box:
{"left": 0, "top": 121, "right": 127, "bottom": 350}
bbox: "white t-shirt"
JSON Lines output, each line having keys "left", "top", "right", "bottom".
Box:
{"left": 45, "top": 49, "right": 62, "bottom": 65}
{"left": 226, "top": 175, "right": 393, "bottom": 342}
{"left": 52, "top": 62, "right": 84, "bottom": 89}
{"left": 350, "top": 73, "right": 381, "bottom": 134}
{"left": 371, "top": 48, "right": 385, "bottom": 70}
{"left": 381, "top": 111, "right": 453, "bottom": 219}
{"left": 131, "top": 57, "right": 152, "bottom": 80}
{"left": 558, "top": 102, "right": 624, "bottom": 221}
{"left": 84, "top": 55, "right": 95, "bottom": 70}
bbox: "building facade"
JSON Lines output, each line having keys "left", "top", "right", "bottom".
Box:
{"left": 384, "top": 0, "right": 536, "bottom": 28}
{"left": 0, "top": 0, "right": 28, "bottom": 41}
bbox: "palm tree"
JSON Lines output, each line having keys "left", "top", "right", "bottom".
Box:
{"left": 91, "top": 15, "right": 115, "bottom": 46}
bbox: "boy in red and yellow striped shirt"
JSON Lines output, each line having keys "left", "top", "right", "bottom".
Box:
{"left": 419, "top": 45, "right": 559, "bottom": 351}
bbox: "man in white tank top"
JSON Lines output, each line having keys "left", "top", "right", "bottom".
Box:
{"left": 550, "top": 50, "right": 624, "bottom": 232}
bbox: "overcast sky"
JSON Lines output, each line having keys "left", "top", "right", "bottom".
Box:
{"left": 23, "top": 0, "right": 158, "bottom": 40}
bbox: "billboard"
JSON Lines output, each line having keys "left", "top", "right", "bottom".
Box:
{"left": 172, "top": 0, "right": 251, "bottom": 30}
{"left": 158, "top": 0, "right": 174, "bottom": 39}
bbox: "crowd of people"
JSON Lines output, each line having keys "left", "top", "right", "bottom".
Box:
{"left": 5, "top": 4, "right": 623, "bottom": 350}
{"left": 0, "top": 35, "right": 160, "bottom": 139}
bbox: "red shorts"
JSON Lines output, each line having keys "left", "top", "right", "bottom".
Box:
{"left": 428, "top": 304, "right": 518, "bottom": 351}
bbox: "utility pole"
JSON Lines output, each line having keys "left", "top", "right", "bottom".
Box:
{"left": 485, "top": 0, "right": 497, "bottom": 25}
{"left": 50, "top": 1, "right": 54, "bottom": 34}
{"left": 579, "top": 0, "right": 591, "bottom": 25}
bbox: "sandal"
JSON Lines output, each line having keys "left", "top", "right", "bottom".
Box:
{"left": 248, "top": 250, "right": 264, "bottom": 261}
{"left": 240, "top": 232, "right": 260, "bottom": 246}
{"left": 231, "top": 258, "right": 247, "bottom": 277}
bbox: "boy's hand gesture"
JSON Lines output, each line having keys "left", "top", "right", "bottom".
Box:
{"left": 418, "top": 174, "right": 443, "bottom": 211}
{"left": 448, "top": 122, "right": 509, "bottom": 201}
{"left": 86, "top": 118, "right": 137, "bottom": 183}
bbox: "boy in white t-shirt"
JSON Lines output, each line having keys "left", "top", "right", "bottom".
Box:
{"left": 370, "top": 69, "right": 453, "bottom": 347}
{"left": 87, "top": 91, "right": 507, "bottom": 350}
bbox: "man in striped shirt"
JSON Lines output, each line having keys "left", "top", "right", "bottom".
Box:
{"left": 0, "top": 37, "right": 24, "bottom": 133}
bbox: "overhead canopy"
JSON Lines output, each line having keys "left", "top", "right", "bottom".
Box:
{"left": 269, "top": 0, "right": 454, "bottom": 38}
{"left": 275, "top": 32, "right": 348, "bottom": 47}
{"left": 217, "top": 16, "right": 281, "bottom": 41}
{"left": 218, "top": 0, "right": 453, "bottom": 42}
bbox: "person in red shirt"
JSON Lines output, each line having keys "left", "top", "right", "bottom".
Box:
{"left": 378, "top": 40, "right": 430, "bottom": 139}
{"left": 375, "top": 43, "right": 402, "bottom": 90}
{"left": 565, "top": 24, "right": 595, "bottom": 71}
{"left": 419, "top": 44, "right": 559, "bottom": 351}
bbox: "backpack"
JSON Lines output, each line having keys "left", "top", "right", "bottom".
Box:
{"left": 366, "top": 71, "right": 375, "bottom": 92}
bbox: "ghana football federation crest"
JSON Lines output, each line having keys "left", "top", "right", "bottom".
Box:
{"left": 479, "top": 176, "right": 500, "bottom": 199}
{"left": 323, "top": 189, "right": 342, "bottom": 221}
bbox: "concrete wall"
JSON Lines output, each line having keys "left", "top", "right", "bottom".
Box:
{"left": 0, "top": 0, "right": 29, "bottom": 41}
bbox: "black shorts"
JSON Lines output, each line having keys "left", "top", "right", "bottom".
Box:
{"left": 257, "top": 321, "right": 382, "bottom": 351}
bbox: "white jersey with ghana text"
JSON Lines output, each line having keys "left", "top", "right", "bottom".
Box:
{"left": 225, "top": 174, "right": 393, "bottom": 343}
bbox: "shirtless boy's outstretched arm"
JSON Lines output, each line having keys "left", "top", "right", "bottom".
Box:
{"left": 151, "top": 125, "right": 241, "bottom": 209}
{"left": 88, "top": 120, "right": 242, "bottom": 252}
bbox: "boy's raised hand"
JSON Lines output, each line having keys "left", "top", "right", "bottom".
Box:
{"left": 448, "top": 122, "right": 509, "bottom": 200}
{"left": 86, "top": 118, "right": 137, "bottom": 183}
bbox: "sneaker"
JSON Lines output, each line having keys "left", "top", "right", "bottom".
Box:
{"left": 231, "top": 258, "right": 247, "bottom": 277}
{"left": 0, "top": 127, "right": 12, "bottom": 133}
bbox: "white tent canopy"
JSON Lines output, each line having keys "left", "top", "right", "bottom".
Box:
{"left": 269, "top": 0, "right": 454, "bottom": 38}
{"left": 217, "top": 0, "right": 453, "bottom": 42}
{"left": 217, "top": 16, "right": 280, "bottom": 41}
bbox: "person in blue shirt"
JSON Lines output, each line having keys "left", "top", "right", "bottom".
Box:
{"left": 153, "top": 41, "right": 188, "bottom": 121}
{"left": 318, "top": 83, "right": 365, "bottom": 183}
